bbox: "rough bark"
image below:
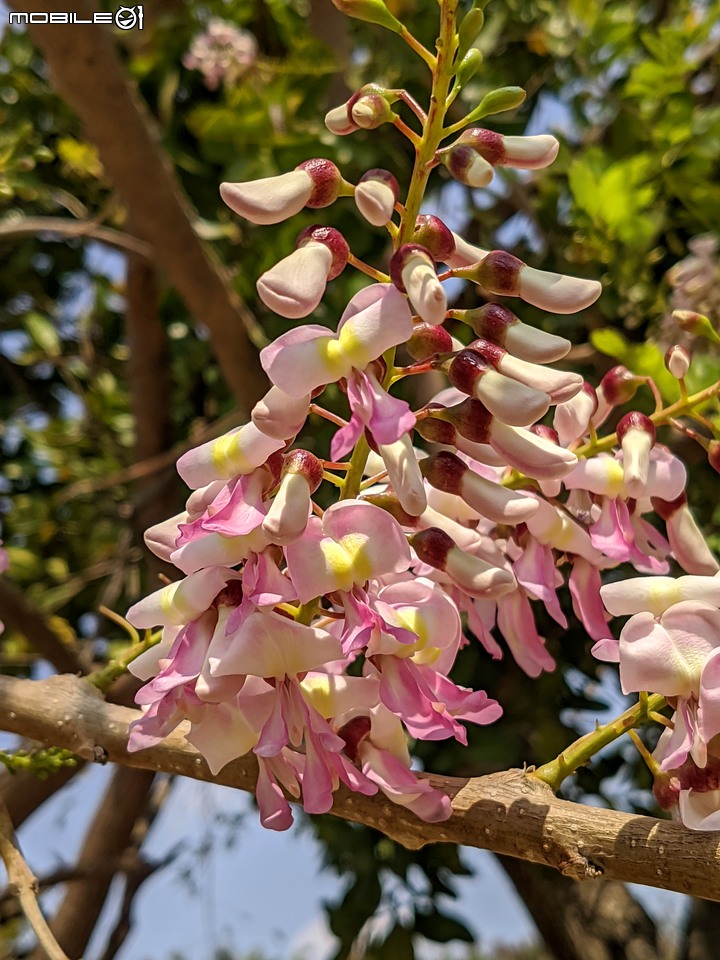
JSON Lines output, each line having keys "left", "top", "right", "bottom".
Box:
{"left": 28, "top": 765, "right": 155, "bottom": 960}
{"left": 1, "top": 673, "right": 719, "bottom": 903}
{"left": 497, "top": 855, "right": 662, "bottom": 960}
{"left": 8, "top": 0, "right": 266, "bottom": 410}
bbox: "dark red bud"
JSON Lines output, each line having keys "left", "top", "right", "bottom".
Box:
{"left": 282, "top": 449, "right": 324, "bottom": 492}
{"left": 409, "top": 527, "right": 455, "bottom": 569}
{"left": 456, "top": 127, "right": 507, "bottom": 165}
{"left": 296, "top": 158, "right": 344, "bottom": 208}
{"left": 442, "top": 398, "right": 493, "bottom": 444}
{"left": 617, "top": 411, "right": 656, "bottom": 445}
{"left": 475, "top": 250, "right": 523, "bottom": 296}
{"left": 467, "top": 337, "right": 506, "bottom": 368}
{"left": 296, "top": 225, "right": 349, "bottom": 279}
{"left": 651, "top": 492, "right": 687, "bottom": 520}
{"left": 415, "top": 415, "right": 458, "bottom": 445}
{"left": 460, "top": 303, "right": 518, "bottom": 343}
{"left": 448, "top": 348, "right": 491, "bottom": 395}
{"left": 389, "top": 243, "right": 433, "bottom": 293}
{"left": 406, "top": 322, "right": 454, "bottom": 360}
{"left": 338, "top": 715, "right": 372, "bottom": 761}
{"left": 412, "top": 214, "right": 456, "bottom": 263}
{"left": 599, "top": 366, "right": 642, "bottom": 406}
{"left": 419, "top": 451, "right": 467, "bottom": 494}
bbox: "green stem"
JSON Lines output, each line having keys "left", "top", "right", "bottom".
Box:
{"left": 87, "top": 630, "right": 161, "bottom": 694}
{"left": 533, "top": 693, "right": 667, "bottom": 792}
{"left": 340, "top": 1, "right": 459, "bottom": 501}
{"left": 577, "top": 379, "right": 720, "bottom": 459}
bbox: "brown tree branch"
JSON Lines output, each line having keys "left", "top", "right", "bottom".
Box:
{"left": 0, "top": 799, "right": 71, "bottom": 960}
{"left": 8, "top": 0, "right": 267, "bottom": 410}
{"left": 497, "top": 855, "right": 663, "bottom": 960}
{"left": 0, "top": 674, "right": 718, "bottom": 903}
{"left": 28, "top": 765, "right": 155, "bottom": 960}
{"left": 0, "top": 580, "right": 89, "bottom": 676}
{"left": 0, "top": 216, "right": 153, "bottom": 258}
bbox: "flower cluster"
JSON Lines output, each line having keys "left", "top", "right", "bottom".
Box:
{"left": 129, "top": 0, "right": 720, "bottom": 832}
{"left": 183, "top": 18, "right": 258, "bottom": 91}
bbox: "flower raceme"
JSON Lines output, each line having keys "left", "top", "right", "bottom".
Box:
{"left": 128, "top": 2, "right": 720, "bottom": 832}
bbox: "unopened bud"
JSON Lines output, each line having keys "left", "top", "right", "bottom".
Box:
{"left": 452, "top": 303, "right": 571, "bottom": 363}
{"left": 673, "top": 309, "right": 720, "bottom": 344}
{"left": 354, "top": 168, "right": 399, "bottom": 226}
{"left": 349, "top": 90, "right": 397, "bottom": 129}
{"left": 456, "top": 250, "right": 601, "bottom": 314}
{"left": 412, "top": 215, "right": 456, "bottom": 263}
{"left": 462, "top": 86, "right": 526, "bottom": 125}
{"left": 438, "top": 398, "right": 494, "bottom": 444}
{"left": 220, "top": 159, "right": 347, "bottom": 225}
{"left": 468, "top": 337, "right": 582, "bottom": 403}
{"left": 297, "top": 158, "right": 350, "bottom": 208}
{"left": 406, "top": 323, "right": 454, "bottom": 360}
{"left": 409, "top": 527, "right": 515, "bottom": 598}
{"left": 455, "top": 48, "right": 483, "bottom": 89}
{"left": 390, "top": 243, "right": 447, "bottom": 325}
{"left": 454, "top": 127, "right": 559, "bottom": 171}
{"left": 439, "top": 144, "right": 494, "bottom": 187}
{"left": 296, "top": 225, "right": 350, "bottom": 279}
{"left": 617, "top": 412, "right": 655, "bottom": 499}
{"left": 665, "top": 344, "right": 691, "bottom": 380}
{"left": 325, "top": 103, "right": 359, "bottom": 135}
{"left": 593, "top": 365, "right": 644, "bottom": 427}
{"left": 332, "top": 0, "right": 403, "bottom": 33}
{"left": 448, "top": 348, "right": 550, "bottom": 425}
{"left": 457, "top": 3, "right": 486, "bottom": 61}
{"left": 262, "top": 450, "right": 322, "bottom": 546}
{"left": 553, "top": 382, "right": 597, "bottom": 446}
{"left": 420, "top": 450, "right": 537, "bottom": 524}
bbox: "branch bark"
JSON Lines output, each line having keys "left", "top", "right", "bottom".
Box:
{"left": 497, "top": 856, "right": 663, "bottom": 960}
{"left": 8, "top": 0, "right": 266, "bottom": 410}
{"left": 28, "top": 765, "right": 155, "bottom": 960}
{"left": 0, "top": 674, "right": 718, "bottom": 903}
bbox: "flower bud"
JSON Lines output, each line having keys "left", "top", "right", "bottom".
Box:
{"left": 448, "top": 348, "right": 551, "bottom": 425}
{"left": 455, "top": 48, "right": 483, "bottom": 89}
{"left": 462, "top": 86, "right": 526, "bottom": 126}
{"left": 617, "top": 411, "right": 655, "bottom": 499}
{"left": 458, "top": 250, "right": 601, "bottom": 315}
{"left": 325, "top": 103, "right": 359, "bottom": 135}
{"left": 445, "top": 127, "right": 559, "bottom": 174}
{"left": 488, "top": 421, "right": 578, "bottom": 481}
{"left": 390, "top": 243, "right": 447, "bottom": 325}
{"left": 409, "top": 528, "right": 516, "bottom": 598}
{"left": 452, "top": 303, "right": 572, "bottom": 363}
{"left": 263, "top": 450, "right": 323, "bottom": 545}
{"left": 468, "top": 337, "right": 582, "bottom": 403}
{"left": 665, "top": 344, "right": 691, "bottom": 380}
{"left": 406, "top": 322, "right": 454, "bottom": 360}
{"left": 256, "top": 225, "right": 349, "bottom": 319}
{"left": 439, "top": 144, "right": 494, "bottom": 188}
{"left": 332, "top": 0, "right": 403, "bottom": 33}
{"left": 593, "top": 365, "right": 644, "bottom": 427}
{"left": 411, "top": 215, "right": 456, "bottom": 263}
{"left": 354, "top": 169, "right": 399, "bottom": 226}
{"left": 652, "top": 493, "right": 720, "bottom": 576}
{"left": 457, "top": 4, "right": 485, "bottom": 61}
{"left": 349, "top": 90, "right": 397, "bottom": 129}
{"left": 553, "top": 382, "right": 598, "bottom": 446}
{"left": 420, "top": 451, "right": 538, "bottom": 524}
{"left": 445, "top": 234, "right": 489, "bottom": 269}
{"left": 220, "top": 159, "right": 346, "bottom": 225}
{"left": 673, "top": 309, "right": 720, "bottom": 344}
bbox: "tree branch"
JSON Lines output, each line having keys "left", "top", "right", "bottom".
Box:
{"left": 0, "top": 674, "right": 718, "bottom": 902}
{"left": 9, "top": 0, "right": 267, "bottom": 410}
{"left": 0, "top": 580, "right": 89, "bottom": 676}
{"left": 0, "top": 215, "right": 153, "bottom": 258}
{"left": 28, "top": 765, "right": 155, "bottom": 960}
{"left": 0, "top": 799, "right": 71, "bottom": 960}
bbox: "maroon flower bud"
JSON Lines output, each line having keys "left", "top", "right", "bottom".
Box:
{"left": 390, "top": 243, "right": 447, "bottom": 325}
{"left": 617, "top": 412, "right": 656, "bottom": 499}
{"left": 651, "top": 491, "right": 686, "bottom": 521}
{"left": 599, "top": 365, "right": 643, "bottom": 407}
{"left": 473, "top": 250, "right": 524, "bottom": 296}
{"left": 439, "top": 143, "right": 494, "bottom": 187}
{"left": 409, "top": 527, "right": 455, "bottom": 569}
{"left": 419, "top": 450, "right": 467, "bottom": 495}
{"left": 447, "top": 348, "right": 491, "bottom": 395}
{"left": 282, "top": 449, "right": 324, "bottom": 493}
{"left": 296, "top": 158, "right": 347, "bottom": 208}
{"left": 296, "top": 225, "right": 349, "bottom": 279}
{"left": 412, "top": 214, "right": 456, "bottom": 263}
{"left": 451, "top": 303, "right": 571, "bottom": 363}
{"left": 348, "top": 88, "right": 397, "bottom": 129}
{"left": 414, "top": 415, "right": 459, "bottom": 445}
{"left": 617, "top": 411, "right": 656, "bottom": 446}
{"left": 338, "top": 715, "right": 372, "bottom": 762}
{"left": 406, "top": 322, "right": 454, "bottom": 360}
{"left": 440, "top": 398, "right": 494, "bottom": 444}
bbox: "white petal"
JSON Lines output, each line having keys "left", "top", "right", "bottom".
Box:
{"left": 220, "top": 169, "right": 312, "bottom": 225}
{"left": 257, "top": 242, "right": 333, "bottom": 319}
{"left": 519, "top": 265, "right": 602, "bottom": 314}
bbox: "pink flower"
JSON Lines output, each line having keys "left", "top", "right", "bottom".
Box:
{"left": 331, "top": 368, "right": 416, "bottom": 460}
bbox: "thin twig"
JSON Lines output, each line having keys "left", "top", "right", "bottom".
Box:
{"left": 0, "top": 798, "right": 72, "bottom": 960}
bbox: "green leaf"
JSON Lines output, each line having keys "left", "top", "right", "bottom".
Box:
{"left": 24, "top": 312, "right": 61, "bottom": 358}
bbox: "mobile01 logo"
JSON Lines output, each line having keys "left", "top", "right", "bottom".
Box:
{"left": 9, "top": 5, "right": 144, "bottom": 30}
